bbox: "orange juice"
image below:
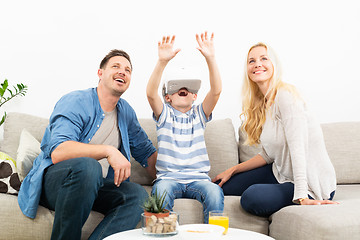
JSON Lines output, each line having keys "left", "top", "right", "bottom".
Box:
{"left": 209, "top": 215, "right": 229, "bottom": 234}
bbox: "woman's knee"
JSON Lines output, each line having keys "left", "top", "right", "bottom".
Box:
{"left": 240, "top": 185, "right": 267, "bottom": 214}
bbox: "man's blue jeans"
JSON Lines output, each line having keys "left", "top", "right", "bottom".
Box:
{"left": 40, "top": 157, "right": 148, "bottom": 240}
{"left": 152, "top": 179, "right": 224, "bottom": 223}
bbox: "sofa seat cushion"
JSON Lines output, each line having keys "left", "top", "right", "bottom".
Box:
{"left": 224, "top": 196, "right": 269, "bottom": 235}
{"left": 269, "top": 184, "right": 360, "bottom": 240}
{"left": 0, "top": 193, "right": 104, "bottom": 240}
{"left": 142, "top": 186, "right": 269, "bottom": 235}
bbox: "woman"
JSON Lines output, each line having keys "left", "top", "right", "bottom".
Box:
{"left": 212, "top": 42, "right": 338, "bottom": 217}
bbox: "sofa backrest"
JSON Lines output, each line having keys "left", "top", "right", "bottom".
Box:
{"left": 321, "top": 122, "right": 360, "bottom": 184}
{"left": 131, "top": 118, "right": 239, "bottom": 185}
{"left": 0, "top": 112, "right": 239, "bottom": 186}
{"left": 0, "top": 112, "right": 48, "bottom": 159}
{"left": 238, "top": 122, "right": 360, "bottom": 185}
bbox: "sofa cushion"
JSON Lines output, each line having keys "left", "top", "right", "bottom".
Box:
{"left": 130, "top": 118, "right": 239, "bottom": 185}
{"left": 269, "top": 184, "right": 360, "bottom": 240}
{"left": 238, "top": 121, "right": 360, "bottom": 184}
{"left": 205, "top": 119, "right": 239, "bottom": 180}
{"left": 0, "top": 152, "right": 21, "bottom": 194}
{"left": 1, "top": 113, "right": 239, "bottom": 186}
{"left": 0, "top": 112, "right": 48, "bottom": 159}
{"left": 16, "top": 128, "right": 41, "bottom": 181}
{"left": 238, "top": 127, "right": 262, "bottom": 163}
{"left": 0, "top": 193, "right": 104, "bottom": 240}
{"left": 321, "top": 122, "right": 360, "bottom": 184}
{"left": 142, "top": 186, "right": 269, "bottom": 235}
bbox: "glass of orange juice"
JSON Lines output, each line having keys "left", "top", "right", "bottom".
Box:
{"left": 208, "top": 210, "right": 229, "bottom": 235}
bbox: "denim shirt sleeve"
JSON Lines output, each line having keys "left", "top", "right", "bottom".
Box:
{"left": 41, "top": 90, "right": 94, "bottom": 158}
{"left": 122, "top": 100, "right": 156, "bottom": 168}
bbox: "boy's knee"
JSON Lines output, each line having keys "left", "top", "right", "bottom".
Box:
{"left": 204, "top": 182, "right": 224, "bottom": 199}
{"left": 152, "top": 180, "right": 175, "bottom": 195}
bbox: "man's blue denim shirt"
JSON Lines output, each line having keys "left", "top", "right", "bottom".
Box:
{"left": 18, "top": 88, "right": 156, "bottom": 219}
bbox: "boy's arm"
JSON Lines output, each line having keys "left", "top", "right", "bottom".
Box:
{"left": 146, "top": 36, "right": 181, "bottom": 119}
{"left": 196, "top": 32, "right": 222, "bottom": 119}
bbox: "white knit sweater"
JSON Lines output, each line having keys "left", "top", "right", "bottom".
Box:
{"left": 259, "top": 89, "right": 336, "bottom": 202}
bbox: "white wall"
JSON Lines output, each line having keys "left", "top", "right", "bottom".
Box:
{"left": 1, "top": 0, "right": 360, "bottom": 141}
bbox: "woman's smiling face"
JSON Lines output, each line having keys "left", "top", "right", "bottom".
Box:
{"left": 247, "top": 46, "right": 274, "bottom": 85}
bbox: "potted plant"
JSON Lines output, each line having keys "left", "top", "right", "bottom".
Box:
{"left": 142, "top": 188, "right": 169, "bottom": 218}
{"left": 141, "top": 189, "right": 178, "bottom": 234}
{"left": 0, "top": 79, "right": 28, "bottom": 126}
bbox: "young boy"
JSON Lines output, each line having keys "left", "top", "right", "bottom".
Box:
{"left": 146, "top": 32, "right": 223, "bottom": 223}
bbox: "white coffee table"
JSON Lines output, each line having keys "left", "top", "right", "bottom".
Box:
{"left": 104, "top": 225, "right": 274, "bottom": 240}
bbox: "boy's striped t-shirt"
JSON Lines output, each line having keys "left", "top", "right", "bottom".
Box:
{"left": 154, "top": 103, "right": 211, "bottom": 184}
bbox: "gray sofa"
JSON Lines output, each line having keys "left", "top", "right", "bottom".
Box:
{"left": 0, "top": 112, "right": 359, "bottom": 240}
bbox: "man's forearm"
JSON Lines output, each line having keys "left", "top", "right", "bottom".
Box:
{"left": 51, "top": 141, "right": 111, "bottom": 164}
{"left": 145, "top": 152, "right": 157, "bottom": 180}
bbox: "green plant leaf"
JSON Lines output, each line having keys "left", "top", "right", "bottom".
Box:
{"left": 0, "top": 79, "right": 28, "bottom": 108}
{"left": 0, "top": 79, "right": 8, "bottom": 97}
{"left": 0, "top": 112, "right": 7, "bottom": 126}
{"left": 142, "top": 188, "right": 168, "bottom": 213}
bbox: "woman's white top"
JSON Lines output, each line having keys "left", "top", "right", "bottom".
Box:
{"left": 260, "top": 89, "right": 336, "bottom": 202}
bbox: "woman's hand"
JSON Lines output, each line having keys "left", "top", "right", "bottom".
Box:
{"left": 158, "top": 35, "right": 181, "bottom": 62}
{"left": 300, "top": 198, "right": 339, "bottom": 205}
{"left": 196, "top": 31, "right": 215, "bottom": 59}
{"left": 212, "top": 166, "right": 235, "bottom": 187}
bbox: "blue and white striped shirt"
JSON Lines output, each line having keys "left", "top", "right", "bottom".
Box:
{"left": 154, "top": 103, "right": 212, "bottom": 183}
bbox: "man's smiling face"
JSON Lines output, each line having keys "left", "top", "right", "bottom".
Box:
{"left": 98, "top": 56, "right": 132, "bottom": 97}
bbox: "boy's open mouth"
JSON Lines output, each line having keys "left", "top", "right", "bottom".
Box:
{"left": 178, "top": 89, "right": 188, "bottom": 97}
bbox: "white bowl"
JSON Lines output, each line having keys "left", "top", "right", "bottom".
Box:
{"left": 179, "top": 224, "right": 225, "bottom": 239}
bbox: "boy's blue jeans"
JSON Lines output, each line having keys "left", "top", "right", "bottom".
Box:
{"left": 152, "top": 179, "right": 224, "bottom": 223}
{"left": 40, "top": 157, "right": 148, "bottom": 240}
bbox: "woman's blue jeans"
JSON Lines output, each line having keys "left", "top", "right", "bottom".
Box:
{"left": 40, "top": 157, "right": 148, "bottom": 240}
{"left": 152, "top": 179, "right": 224, "bottom": 223}
{"left": 219, "top": 164, "right": 335, "bottom": 217}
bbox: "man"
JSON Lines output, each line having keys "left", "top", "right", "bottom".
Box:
{"left": 18, "top": 49, "right": 157, "bottom": 240}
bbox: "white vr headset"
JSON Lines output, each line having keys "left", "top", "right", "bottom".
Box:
{"left": 162, "top": 79, "right": 202, "bottom": 98}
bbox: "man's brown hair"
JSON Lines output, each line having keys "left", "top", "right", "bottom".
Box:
{"left": 99, "top": 49, "right": 132, "bottom": 70}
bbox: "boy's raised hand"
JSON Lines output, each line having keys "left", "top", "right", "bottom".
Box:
{"left": 158, "top": 35, "right": 181, "bottom": 62}
{"left": 196, "top": 32, "right": 215, "bottom": 59}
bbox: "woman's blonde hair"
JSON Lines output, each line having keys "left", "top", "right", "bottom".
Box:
{"left": 241, "top": 42, "right": 297, "bottom": 145}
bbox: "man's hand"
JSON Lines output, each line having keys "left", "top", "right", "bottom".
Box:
{"left": 106, "top": 146, "right": 131, "bottom": 187}
{"left": 196, "top": 32, "right": 215, "bottom": 59}
{"left": 158, "top": 35, "right": 181, "bottom": 63}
